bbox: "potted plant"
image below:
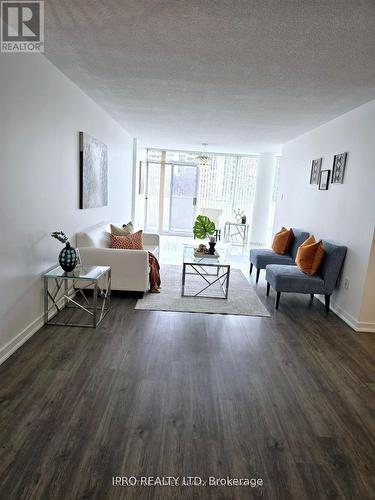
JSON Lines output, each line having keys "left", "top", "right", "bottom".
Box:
{"left": 193, "top": 215, "right": 217, "bottom": 254}
{"left": 51, "top": 231, "right": 78, "bottom": 272}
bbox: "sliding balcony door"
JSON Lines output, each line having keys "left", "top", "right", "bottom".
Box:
{"left": 169, "top": 164, "right": 198, "bottom": 233}
{"left": 145, "top": 159, "right": 198, "bottom": 234}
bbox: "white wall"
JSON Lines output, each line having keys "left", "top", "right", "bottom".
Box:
{"left": 275, "top": 101, "right": 375, "bottom": 332}
{"left": 359, "top": 230, "right": 375, "bottom": 330}
{"left": 133, "top": 145, "right": 147, "bottom": 230}
{"left": 0, "top": 53, "right": 134, "bottom": 363}
{"left": 250, "top": 153, "right": 276, "bottom": 244}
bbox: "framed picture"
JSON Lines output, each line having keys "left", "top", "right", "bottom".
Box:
{"left": 331, "top": 152, "right": 347, "bottom": 184}
{"left": 79, "top": 132, "right": 108, "bottom": 209}
{"left": 310, "top": 158, "right": 322, "bottom": 184}
{"left": 319, "top": 170, "right": 330, "bottom": 190}
{"left": 138, "top": 161, "right": 145, "bottom": 195}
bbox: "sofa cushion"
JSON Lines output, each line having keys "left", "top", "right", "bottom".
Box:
{"left": 271, "top": 227, "right": 294, "bottom": 255}
{"left": 266, "top": 264, "right": 325, "bottom": 294}
{"left": 76, "top": 223, "right": 112, "bottom": 248}
{"left": 296, "top": 235, "right": 325, "bottom": 275}
{"left": 250, "top": 249, "right": 295, "bottom": 269}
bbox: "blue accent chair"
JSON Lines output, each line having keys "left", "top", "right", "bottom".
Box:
{"left": 249, "top": 229, "right": 310, "bottom": 283}
{"left": 265, "top": 240, "right": 347, "bottom": 311}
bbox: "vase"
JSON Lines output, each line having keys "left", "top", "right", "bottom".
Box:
{"left": 208, "top": 241, "right": 216, "bottom": 255}
{"left": 59, "top": 242, "right": 78, "bottom": 272}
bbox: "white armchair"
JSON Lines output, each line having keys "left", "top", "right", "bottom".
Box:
{"left": 76, "top": 223, "right": 159, "bottom": 293}
{"left": 200, "top": 208, "right": 223, "bottom": 240}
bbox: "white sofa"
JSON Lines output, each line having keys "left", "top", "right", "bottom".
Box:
{"left": 76, "top": 222, "right": 159, "bottom": 293}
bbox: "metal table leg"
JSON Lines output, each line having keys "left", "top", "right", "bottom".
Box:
{"left": 93, "top": 281, "right": 98, "bottom": 327}
{"left": 44, "top": 276, "right": 48, "bottom": 324}
{"left": 181, "top": 263, "right": 186, "bottom": 296}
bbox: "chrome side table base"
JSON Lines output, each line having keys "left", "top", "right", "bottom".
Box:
{"left": 224, "top": 222, "right": 249, "bottom": 246}
{"left": 43, "top": 266, "right": 111, "bottom": 328}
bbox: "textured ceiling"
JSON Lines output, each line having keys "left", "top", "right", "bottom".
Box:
{"left": 44, "top": 0, "right": 375, "bottom": 153}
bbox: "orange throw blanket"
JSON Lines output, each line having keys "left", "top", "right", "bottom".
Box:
{"left": 149, "top": 252, "right": 161, "bottom": 293}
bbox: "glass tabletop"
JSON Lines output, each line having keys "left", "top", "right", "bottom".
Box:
{"left": 183, "top": 246, "right": 229, "bottom": 266}
{"left": 225, "top": 221, "right": 249, "bottom": 226}
{"left": 44, "top": 265, "right": 110, "bottom": 280}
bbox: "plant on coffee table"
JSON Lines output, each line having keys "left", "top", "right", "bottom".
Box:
{"left": 193, "top": 215, "right": 217, "bottom": 254}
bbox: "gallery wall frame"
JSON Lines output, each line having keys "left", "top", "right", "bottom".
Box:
{"left": 310, "top": 158, "right": 322, "bottom": 184}
{"left": 319, "top": 169, "right": 330, "bottom": 190}
{"left": 331, "top": 152, "right": 348, "bottom": 184}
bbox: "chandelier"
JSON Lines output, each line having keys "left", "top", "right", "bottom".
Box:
{"left": 196, "top": 143, "right": 211, "bottom": 168}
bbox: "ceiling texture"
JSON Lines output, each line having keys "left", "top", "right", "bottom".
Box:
{"left": 44, "top": 0, "right": 375, "bottom": 153}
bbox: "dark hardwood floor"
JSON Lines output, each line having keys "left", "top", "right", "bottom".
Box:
{"left": 0, "top": 279, "right": 374, "bottom": 500}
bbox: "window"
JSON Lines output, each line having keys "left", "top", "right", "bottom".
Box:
{"left": 145, "top": 149, "right": 280, "bottom": 239}
{"left": 146, "top": 149, "right": 259, "bottom": 232}
{"left": 196, "top": 154, "right": 258, "bottom": 224}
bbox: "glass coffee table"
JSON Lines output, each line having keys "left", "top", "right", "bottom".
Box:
{"left": 43, "top": 265, "right": 111, "bottom": 328}
{"left": 182, "top": 246, "right": 230, "bottom": 299}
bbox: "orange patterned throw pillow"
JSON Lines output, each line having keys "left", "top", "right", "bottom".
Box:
{"left": 271, "top": 227, "right": 294, "bottom": 255}
{"left": 110, "top": 230, "right": 144, "bottom": 250}
{"left": 296, "top": 235, "right": 325, "bottom": 275}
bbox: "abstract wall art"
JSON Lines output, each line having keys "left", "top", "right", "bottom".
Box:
{"left": 79, "top": 132, "right": 108, "bottom": 209}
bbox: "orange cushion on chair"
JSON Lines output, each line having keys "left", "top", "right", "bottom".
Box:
{"left": 110, "top": 230, "right": 144, "bottom": 250}
{"left": 296, "top": 235, "right": 325, "bottom": 275}
{"left": 271, "top": 227, "right": 294, "bottom": 255}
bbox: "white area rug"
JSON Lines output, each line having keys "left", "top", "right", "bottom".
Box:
{"left": 135, "top": 265, "right": 270, "bottom": 317}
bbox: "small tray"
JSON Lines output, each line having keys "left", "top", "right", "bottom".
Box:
{"left": 194, "top": 250, "right": 220, "bottom": 259}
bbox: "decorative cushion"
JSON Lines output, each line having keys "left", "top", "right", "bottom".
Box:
{"left": 296, "top": 235, "right": 325, "bottom": 276}
{"left": 110, "top": 222, "right": 134, "bottom": 236}
{"left": 110, "top": 230, "right": 143, "bottom": 250}
{"left": 271, "top": 227, "right": 294, "bottom": 255}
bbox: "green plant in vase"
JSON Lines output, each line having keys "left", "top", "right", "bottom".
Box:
{"left": 193, "top": 215, "right": 216, "bottom": 254}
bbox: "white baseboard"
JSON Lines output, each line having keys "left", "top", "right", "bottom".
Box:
{"left": 355, "top": 321, "right": 375, "bottom": 333}
{"left": 0, "top": 296, "right": 68, "bottom": 367}
{"left": 0, "top": 313, "right": 44, "bottom": 366}
{"left": 317, "top": 296, "right": 375, "bottom": 333}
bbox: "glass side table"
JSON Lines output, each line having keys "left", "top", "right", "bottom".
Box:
{"left": 43, "top": 265, "right": 111, "bottom": 328}
{"left": 224, "top": 222, "right": 249, "bottom": 246}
